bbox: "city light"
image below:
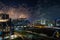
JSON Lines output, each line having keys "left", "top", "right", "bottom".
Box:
{"left": 19, "top": 14, "right": 28, "bottom": 18}
{"left": 0, "top": 0, "right": 60, "bottom": 40}
{"left": 0, "top": 19, "right": 8, "bottom": 22}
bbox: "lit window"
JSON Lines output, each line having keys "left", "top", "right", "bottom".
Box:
{"left": 24, "top": 26, "right": 26, "bottom": 27}
{"left": 20, "top": 26, "right": 23, "bottom": 27}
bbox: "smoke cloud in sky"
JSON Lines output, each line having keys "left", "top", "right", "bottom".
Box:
{"left": 0, "top": 0, "right": 60, "bottom": 21}
{"left": 0, "top": 2, "right": 31, "bottom": 19}
{"left": 0, "top": 1, "right": 45, "bottom": 21}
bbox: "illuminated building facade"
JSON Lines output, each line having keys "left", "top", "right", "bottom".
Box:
{"left": 12, "top": 18, "right": 30, "bottom": 30}
{"left": 33, "top": 18, "right": 54, "bottom": 27}
{"left": 0, "top": 13, "right": 12, "bottom": 40}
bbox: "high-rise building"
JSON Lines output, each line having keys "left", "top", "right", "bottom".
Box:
{"left": 12, "top": 18, "right": 30, "bottom": 30}
{"left": 0, "top": 13, "right": 12, "bottom": 40}
{"left": 33, "top": 18, "right": 54, "bottom": 27}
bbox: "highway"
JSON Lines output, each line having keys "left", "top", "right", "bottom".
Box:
{"left": 14, "top": 27, "right": 60, "bottom": 40}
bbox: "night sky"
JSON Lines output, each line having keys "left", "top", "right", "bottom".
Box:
{"left": 0, "top": 0, "right": 60, "bottom": 21}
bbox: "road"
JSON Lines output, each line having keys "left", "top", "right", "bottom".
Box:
{"left": 14, "top": 27, "right": 58, "bottom": 40}
{"left": 14, "top": 32, "right": 31, "bottom": 40}
{"left": 14, "top": 32, "right": 24, "bottom": 40}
